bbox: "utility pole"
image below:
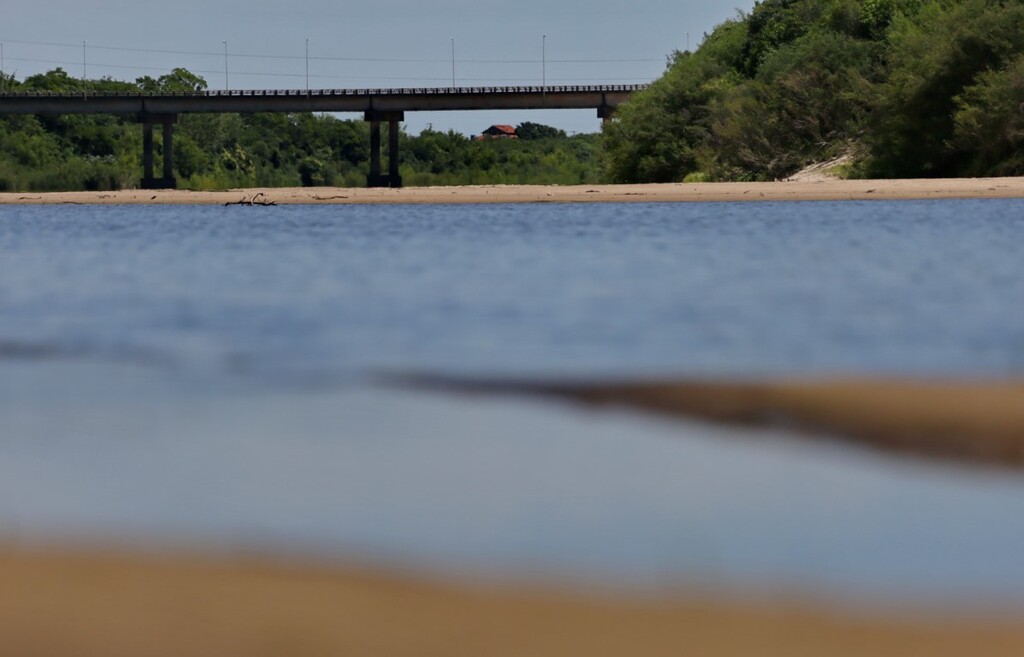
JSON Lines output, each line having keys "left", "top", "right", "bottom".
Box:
{"left": 450, "top": 37, "right": 455, "bottom": 88}
{"left": 305, "top": 38, "right": 310, "bottom": 91}
{"left": 223, "top": 41, "right": 229, "bottom": 90}
{"left": 82, "top": 41, "right": 87, "bottom": 99}
{"left": 542, "top": 34, "right": 547, "bottom": 89}
{"left": 1, "top": 42, "right": 5, "bottom": 94}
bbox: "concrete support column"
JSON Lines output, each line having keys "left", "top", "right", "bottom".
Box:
{"left": 139, "top": 113, "right": 177, "bottom": 189}
{"left": 388, "top": 119, "right": 401, "bottom": 187}
{"left": 365, "top": 110, "right": 404, "bottom": 188}
{"left": 597, "top": 105, "right": 616, "bottom": 124}
{"left": 142, "top": 122, "right": 155, "bottom": 182}
{"left": 162, "top": 117, "right": 175, "bottom": 184}
{"left": 368, "top": 120, "right": 382, "bottom": 185}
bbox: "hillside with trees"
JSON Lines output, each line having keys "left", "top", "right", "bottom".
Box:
{"left": 0, "top": 69, "right": 601, "bottom": 191}
{"left": 603, "top": 0, "right": 1024, "bottom": 181}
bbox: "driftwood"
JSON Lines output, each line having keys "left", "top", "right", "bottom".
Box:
{"left": 224, "top": 192, "right": 277, "bottom": 207}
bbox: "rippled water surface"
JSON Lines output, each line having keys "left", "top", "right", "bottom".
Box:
{"left": 2, "top": 200, "right": 1024, "bottom": 604}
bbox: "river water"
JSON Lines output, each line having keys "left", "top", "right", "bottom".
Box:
{"left": 1, "top": 200, "right": 1024, "bottom": 605}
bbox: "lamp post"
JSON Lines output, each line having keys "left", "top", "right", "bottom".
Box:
{"left": 450, "top": 37, "right": 455, "bottom": 88}
{"left": 222, "top": 40, "right": 229, "bottom": 91}
{"left": 542, "top": 34, "right": 547, "bottom": 89}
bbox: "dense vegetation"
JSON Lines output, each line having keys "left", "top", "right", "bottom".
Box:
{"left": 0, "top": 69, "right": 601, "bottom": 191}
{"left": 604, "top": 0, "right": 1024, "bottom": 181}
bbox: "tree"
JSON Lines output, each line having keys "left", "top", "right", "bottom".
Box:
{"left": 515, "top": 122, "right": 566, "bottom": 140}
{"left": 136, "top": 68, "right": 208, "bottom": 93}
{"left": 952, "top": 54, "right": 1024, "bottom": 176}
{"left": 23, "top": 68, "right": 81, "bottom": 92}
{"left": 867, "top": 0, "right": 1024, "bottom": 177}
{"left": 602, "top": 48, "right": 733, "bottom": 182}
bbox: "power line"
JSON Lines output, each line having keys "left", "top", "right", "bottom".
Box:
{"left": 0, "top": 35, "right": 662, "bottom": 91}
{"left": 2, "top": 55, "right": 654, "bottom": 84}
{"left": 0, "top": 36, "right": 664, "bottom": 65}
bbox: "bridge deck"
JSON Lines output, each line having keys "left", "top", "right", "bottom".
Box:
{"left": 0, "top": 85, "right": 645, "bottom": 115}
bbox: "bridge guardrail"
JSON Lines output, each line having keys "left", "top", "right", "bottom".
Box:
{"left": 0, "top": 84, "right": 648, "bottom": 99}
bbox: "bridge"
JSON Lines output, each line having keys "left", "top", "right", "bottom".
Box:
{"left": 0, "top": 85, "right": 645, "bottom": 188}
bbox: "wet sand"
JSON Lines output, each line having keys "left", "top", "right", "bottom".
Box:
{"left": 404, "top": 376, "right": 1024, "bottom": 470}
{"left": 4, "top": 545, "right": 1024, "bottom": 657}
{"left": 3, "top": 177, "right": 1024, "bottom": 204}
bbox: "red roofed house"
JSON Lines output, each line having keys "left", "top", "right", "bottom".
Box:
{"left": 476, "top": 125, "right": 518, "bottom": 140}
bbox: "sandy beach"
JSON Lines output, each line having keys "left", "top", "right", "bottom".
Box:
{"left": 4, "top": 176, "right": 1024, "bottom": 205}
{"left": 4, "top": 545, "right": 1024, "bottom": 657}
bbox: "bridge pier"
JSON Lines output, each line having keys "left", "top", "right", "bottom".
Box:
{"left": 597, "top": 105, "right": 616, "bottom": 123}
{"left": 140, "top": 113, "right": 177, "bottom": 189}
{"left": 365, "top": 110, "right": 403, "bottom": 188}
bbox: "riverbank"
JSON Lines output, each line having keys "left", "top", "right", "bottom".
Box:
{"left": 4, "top": 177, "right": 1024, "bottom": 204}
{"left": 4, "top": 545, "right": 1024, "bottom": 657}
{"left": 403, "top": 376, "right": 1024, "bottom": 470}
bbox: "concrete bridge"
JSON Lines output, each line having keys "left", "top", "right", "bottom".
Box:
{"left": 0, "top": 85, "right": 645, "bottom": 188}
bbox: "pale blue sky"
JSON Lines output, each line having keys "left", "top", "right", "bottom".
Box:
{"left": 2, "top": 1, "right": 742, "bottom": 134}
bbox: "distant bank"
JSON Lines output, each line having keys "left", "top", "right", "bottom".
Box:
{"left": 4, "top": 178, "right": 1024, "bottom": 205}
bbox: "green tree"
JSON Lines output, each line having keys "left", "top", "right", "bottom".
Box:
{"left": 741, "top": 0, "right": 827, "bottom": 76}
{"left": 136, "top": 68, "right": 208, "bottom": 93}
{"left": 710, "top": 29, "right": 875, "bottom": 179}
{"left": 602, "top": 52, "right": 732, "bottom": 182}
{"left": 867, "top": 0, "right": 1024, "bottom": 176}
{"left": 23, "top": 67, "right": 81, "bottom": 92}
{"left": 515, "top": 122, "right": 566, "bottom": 140}
{"left": 952, "top": 53, "right": 1024, "bottom": 176}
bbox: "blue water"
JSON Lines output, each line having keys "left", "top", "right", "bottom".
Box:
{"left": 2, "top": 200, "right": 1022, "bottom": 383}
{"left": 2, "top": 199, "right": 1024, "bottom": 606}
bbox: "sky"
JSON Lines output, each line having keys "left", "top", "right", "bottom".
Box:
{"left": 2, "top": 1, "right": 742, "bottom": 135}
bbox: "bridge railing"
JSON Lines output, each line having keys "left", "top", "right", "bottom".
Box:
{"left": 0, "top": 84, "right": 648, "bottom": 99}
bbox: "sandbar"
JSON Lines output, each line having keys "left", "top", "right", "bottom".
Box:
{"left": 4, "top": 545, "right": 1024, "bottom": 657}
{"left": 403, "top": 376, "right": 1024, "bottom": 470}
{"left": 4, "top": 177, "right": 1024, "bottom": 205}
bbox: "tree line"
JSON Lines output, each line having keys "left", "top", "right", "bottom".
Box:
{"left": 603, "top": 0, "right": 1024, "bottom": 181}
{"left": 0, "top": 68, "right": 600, "bottom": 191}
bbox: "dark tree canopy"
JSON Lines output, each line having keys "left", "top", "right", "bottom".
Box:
{"left": 136, "top": 68, "right": 208, "bottom": 93}
{"left": 515, "top": 122, "right": 567, "bottom": 140}
{"left": 602, "top": 0, "right": 1024, "bottom": 182}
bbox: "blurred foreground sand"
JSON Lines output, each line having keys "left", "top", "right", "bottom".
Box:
{"left": 3, "top": 177, "right": 1024, "bottom": 204}
{"left": 4, "top": 546, "right": 1024, "bottom": 657}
